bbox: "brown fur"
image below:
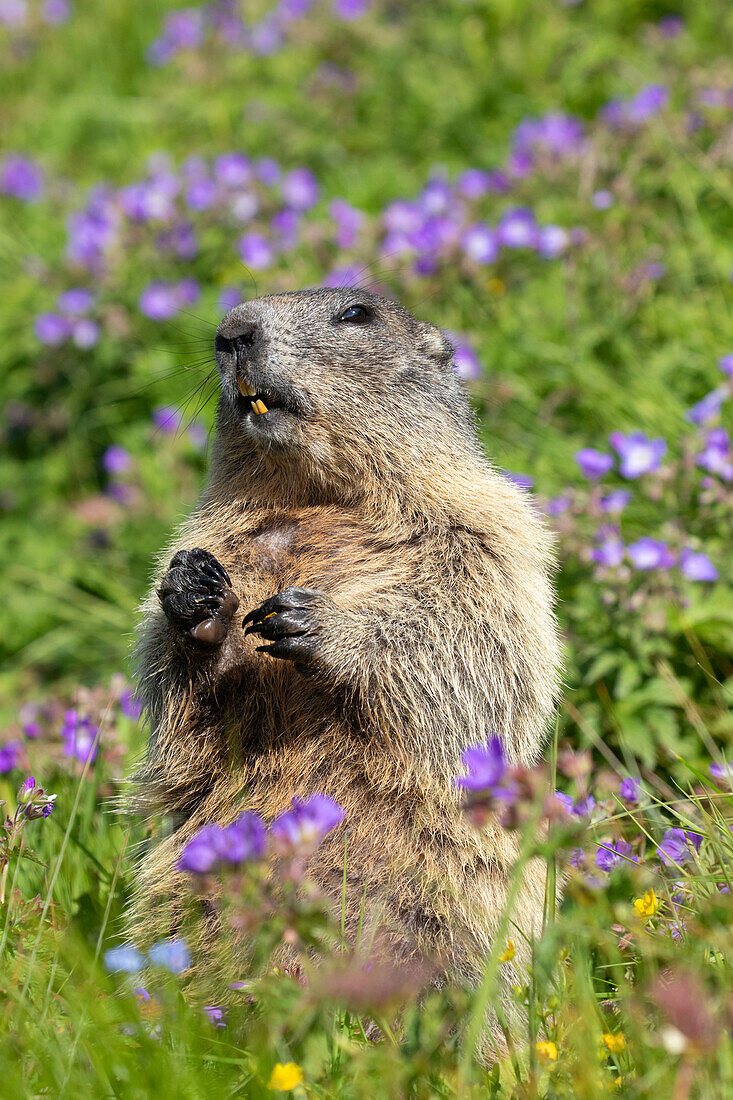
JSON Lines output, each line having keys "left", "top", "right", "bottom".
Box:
{"left": 129, "top": 288, "right": 561, "bottom": 1039}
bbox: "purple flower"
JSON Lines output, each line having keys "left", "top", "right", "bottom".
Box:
{"left": 610, "top": 431, "right": 666, "bottom": 478}
{"left": 457, "top": 169, "right": 494, "bottom": 199}
{"left": 0, "top": 0, "right": 28, "bottom": 27}
{"left": 72, "top": 319, "right": 100, "bottom": 349}
{"left": 545, "top": 495, "right": 571, "bottom": 516}
{"left": 627, "top": 537, "right": 674, "bottom": 571}
{"left": 454, "top": 736, "right": 507, "bottom": 793}
{"left": 600, "top": 490, "right": 631, "bottom": 514}
{"left": 238, "top": 232, "right": 273, "bottom": 269}
{"left": 188, "top": 421, "right": 208, "bottom": 451}
{"left": 42, "top": 0, "right": 70, "bottom": 24}
{"left": 0, "top": 742, "right": 21, "bottom": 773}
{"left": 139, "top": 282, "right": 181, "bottom": 321}
{"left": 18, "top": 776, "right": 56, "bottom": 820}
{"left": 619, "top": 777, "right": 641, "bottom": 803}
{"left": 537, "top": 225, "right": 570, "bottom": 259}
{"left": 686, "top": 388, "right": 725, "bottom": 424}
{"left": 656, "top": 828, "right": 703, "bottom": 868}
{"left": 334, "top": 0, "right": 368, "bottom": 17}
{"left": 152, "top": 405, "right": 182, "bottom": 433}
{"left": 119, "top": 689, "right": 142, "bottom": 720}
{"left": 178, "top": 825, "right": 222, "bottom": 874}
{"left": 57, "top": 287, "right": 93, "bottom": 314}
{"left": 1, "top": 154, "right": 43, "bottom": 202}
{"left": 256, "top": 157, "right": 281, "bottom": 185}
{"left": 679, "top": 549, "right": 718, "bottom": 582}
{"left": 61, "top": 710, "right": 99, "bottom": 764}
{"left": 696, "top": 427, "right": 732, "bottom": 479}
{"left": 218, "top": 286, "right": 242, "bottom": 313}
{"left": 592, "top": 190, "right": 614, "bottom": 210}
{"left": 575, "top": 448, "right": 614, "bottom": 479}
{"left": 591, "top": 534, "right": 625, "bottom": 568}
{"left": 710, "top": 763, "right": 733, "bottom": 783}
{"left": 595, "top": 839, "right": 638, "bottom": 872}
{"left": 17, "top": 775, "right": 35, "bottom": 803}
{"left": 214, "top": 153, "right": 251, "bottom": 189}
{"left": 513, "top": 112, "right": 584, "bottom": 157}
{"left": 270, "top": 794, "right": 345, "bottom": 847}
{"left": 329, "top": 199, "right": 363, "bottom": 249}
{"left": 134, "top": 986, "right": 152, "bottom": 1001}
{"left": 504, "top": 471, "right": 534, "bottom": 490}
{"left": 555, "top": 792, "right": 595, "bottom": 817}
{"left": 496, "top": 207, "right": 538, "bottom": 249}
{"left": 102, "top": 445, "right": 131, "bottom": 475}
{"left": 218, "top": 812, "right": 267, "bottom": 863}
{"left": 104, "top": 944, "right": 145, "bottom": 973}
{"left": 462, "top": 224, "right": 498, "bottom": 264}
{"left": 718, "top": 353, "right": 733, "bottom": 377}
{"left": 34, "top": 313, "right": 70, "bottom": 346}
{"left": 204, "top": 1005, "right": 227, "bottom": 1027}
{"left": 658, "top": 14, "right": 683, "bottom": 36}
{"left": 281, "top": 168, "right": 319, "bottom": 210}
{"left": 451, "top": 339, "right": 482, "bottom": 381}
{"left": 186, "top": 177, "right": 217, "bottom": 211}
{"left": 628, "top": 84, "right": 668, "bottom": 123}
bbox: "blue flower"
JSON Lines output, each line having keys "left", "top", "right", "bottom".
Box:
{"left": 270, "top": 794, "right": 345, "bottom": 848}
{"left": 149, "top": 937, "right": 191, "bottom": 974}
{"left": 104, "top": 944, "right": 145, "bottom": 973}
{"left": 595, "top": 839, "right": 638, "bottom": 872}
{"left": 619, "top": 777, "right": 641, "bottom": 803}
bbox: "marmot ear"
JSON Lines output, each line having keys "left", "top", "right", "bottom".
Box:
{"left": 417, "top": 324, "right": 454, "bottom": 367}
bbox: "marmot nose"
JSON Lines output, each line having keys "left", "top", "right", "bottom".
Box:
{"left": 214, "top": 321, "right": 259, "bottom": 368}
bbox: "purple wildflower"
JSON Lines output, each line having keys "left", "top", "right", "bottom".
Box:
{"left": 72, "top": 319, "right": 100, "bottom": 349}
{"left": 1, "top": 154, "right": 43, "bottom": 201}
{"left": 504, "top": 471, "right": 534, "bottom": 490}
{"left": 545, "top": 495, "right": 571, "bottom": 516}
{"left": 0, "top": 0, "right": 28, "bottom": 26}
{"left": 102, "top": 445, "right": 131, "bottom": 475}
{"left": 329, "top": 199, "right": 364, "bottom": 249}
{"left": 34, "top": 313, "right": 70, "bottom": 346}
{"left": 60, "top": 709, "right": 99, "bottom": 764}
{"left": 610, "top": 431, "right": 667, "bottom": 478}
{"left": 281, "top": 167, "right": 319, "bottom": 210}
{"left": 628, "top": 84, "right": 668, "bottom": 123}
{"left": 139, "top": 282, "right": 181, "bottom": 321}
{"left": 696, "top": 428, "right": 733, "bottom": 479}
{"left": 600, "top": 490, "right": 632, "bottom": 514}
{"left": 718, "top": 353, "right": 733, "bottom": 377}
{"left": 149, "top": 937, "right": 191, "bottom": 974}
{"left": 496, "top": 207, "right": 538, "bottom": 249}
{"left": 575, "top": 448, "right": 614, "bottom": 479}
{"left": 152, "top": 405, "right": 182, "bottom": 433}
{"left": 619, "top": 777, "right": 641, "bottom": 803}
{"left": 591, "top": 534, "right": 625, "bottom": 568}
{"left": 119, "top": 689, "right": 142, "bottom": 720}
{"left": 57, "top": 287, "right": 93, "bottom": 314}
{"left": 334, "top": 0, "right": 368, "bottom": 17}
{"left": 0, "top": 742, "right": 21, "bottom": 773}
{"left": 42, "top": 0, "right": 70, "bottom": 23}
{"left": 214, "top": 153, "right": 251, "bottom": 189}
{"left": 627, "top": 537, "right": 675, "bottom": 571}
{"left": 454, "top": 736, "right": 507, "bottom": 794}
{"left": 451, "top": 339, "right": 482, "bottom": 381}
{"left": 556, "top": 792, "right": 595, "bottom": 817}
{"left": 218, "top": 286, "right": 242, "bottom": 313}
{"left": 238, "top": 232, "right": 273, "bottom": 269}
{"left": 204, "top": 1005, "right": 227, "bottom": 1027}
{"left": 104, "top": 944, "right": 145, "bottom": 973}
{"left": 686, "top": 388, "right": 725, "bottom": 424}
{"left": 217, "top": 812, "right": 267, "bottom": 863}
{"left": 270, "top": 794, "right": 345, "bottom": 848}
{"left": 592, "top": 190, "right": 614, "bottom": 209}
{"left": 595, "top": 839, "right": 638, "bottom": 872}
{"left": 656, "top": 828, "right": 703, "bottom": 868}
{"left": 710, "top": 763, "right": 733, "bottom": 783}
{"left": 178, "top": 825, "right": 222, "bottom": 874}
{"left": 679, "top": 549, "right": 718, "bottom": 582}
{"left": 462, "top": 224, "right": 498, "bottom": 264}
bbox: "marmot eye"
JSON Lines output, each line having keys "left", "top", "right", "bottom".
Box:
{"left": 337, "top": 304, "right": 372, "bottom": 324}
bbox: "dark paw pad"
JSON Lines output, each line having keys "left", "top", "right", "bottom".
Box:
{"left": 158, "top": 548, "right": 239, "bottom": 645}
{"left": 242, "top": 586, "right": 326, "bottom": 666}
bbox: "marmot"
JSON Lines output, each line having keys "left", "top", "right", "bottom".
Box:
{"left": 131, "top": 288, "right": 560, "bottom": 1033}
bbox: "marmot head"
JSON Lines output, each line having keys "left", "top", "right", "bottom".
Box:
{"left": 211, "top": 288, "right": 483, "bottom": 512}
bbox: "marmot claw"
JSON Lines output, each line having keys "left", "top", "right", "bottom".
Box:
{"left": 243, "top": 586, "right": 325, "bottom": 666}
{"left": 158, "top": 548, "right": 239, "bottom": 646}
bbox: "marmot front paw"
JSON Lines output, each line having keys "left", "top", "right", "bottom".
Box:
{"left": 243, "top": 586, "right": 328, "bottom": 668}
{"left": 157, "top": 548, "right": 239, "bottom": 645}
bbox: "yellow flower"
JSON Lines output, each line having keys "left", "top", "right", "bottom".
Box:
{"left": 268, "top": 1063, "right": 304, "bottom": 1091}
{"left": 486, "top": 277, "right": 506, "bottom": 296}
{"left": 536, "top": 1040, "right": 558, "bottom": 1064}
{"left": 602, "top": 1032, "right": 626, "bottom": 1054}
{"left": 633, "top": 889, "right": 658, "bottom": 918}
{"left": 498, "top": 940, "right": 515, "bottom": 962}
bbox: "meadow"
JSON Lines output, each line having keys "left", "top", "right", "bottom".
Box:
{"left": 1, "top": 0, "right": 733, "bottom": 1095}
